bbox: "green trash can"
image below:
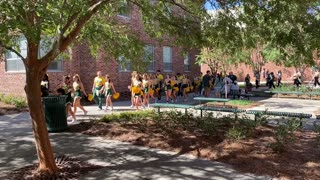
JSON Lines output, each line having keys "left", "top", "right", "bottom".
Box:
{"left": 42, "top": 95, "right": 68, "bottom": 132}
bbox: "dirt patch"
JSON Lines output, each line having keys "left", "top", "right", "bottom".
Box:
{"left": 5, "top": 155, "right": 103, "bottom": 180}
{"left": 69, "top": 121, "right": 320, "bottom": 179}
{"left": 0, "top": 101, "right": 28, "bottom": 115}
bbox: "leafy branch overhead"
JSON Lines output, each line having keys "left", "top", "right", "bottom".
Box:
{"left": 0, "top": 0, "right": 204, "bottom": 68}
{"left": 201, "top": 0, "right": 320, "bottom": 68}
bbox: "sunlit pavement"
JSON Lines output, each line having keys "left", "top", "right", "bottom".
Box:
{"left": 2, "top": 96, "right": 320, "bottom": 179}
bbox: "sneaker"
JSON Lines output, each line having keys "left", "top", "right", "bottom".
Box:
{"left": 98, "top": 108, "right": 102, "bottom": 111}
{"left": 84, "top": 110, "right": 88, "bottom": 115}
{"left": 130, "top": 105, "right": 134, "bottom": 108}
{"left": 70, "top": 118, "right": 75, "bottom": 123}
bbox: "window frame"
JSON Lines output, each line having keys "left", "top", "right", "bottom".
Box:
{"left": 5, "top": 37, "right": 63, "bottom": 72}
{"left": 118, "top": 55, "right": 131, "bottom": 72}
{"left": 184, "top": 52, "right": 190, "bottom": 72}
{"left": 163, "top": 46, "right": 172, "bottom": 72}
{"left": 117, "top": 0, "right": 131, "bottom": 18}
{"left": 144, "top": 45, "right": 155, "bottom": 72}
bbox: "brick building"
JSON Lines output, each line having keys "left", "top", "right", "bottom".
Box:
{"left": 0, "top": 4, "right": 200, "bottom": 98}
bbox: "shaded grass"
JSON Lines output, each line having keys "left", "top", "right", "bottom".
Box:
{"left": 227, "top": 100, "right": 253, "bottom": 106}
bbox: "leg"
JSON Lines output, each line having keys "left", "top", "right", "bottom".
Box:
{"left": 77, "top": 99, "right": 86, "bottom": 113}
{"left": 73, "top": 98, "right": 78, "bottom": 115}
{"left": 108, "top": 96, "right": 113, "bottom": 110}
{"left": 98, "top": 95, "right": 103, "bottom": 110}
{"left": 105, "top": 97, "right": 108, "bottom": 111}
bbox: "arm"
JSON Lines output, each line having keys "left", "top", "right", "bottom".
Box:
{"left": 101, "top": 83, "right": 106, "bottom": 94}
{"left": 111, "top": 82, "right": 116, "bottom": 93}
{"left": 92, "top": 79, "right": 95, "bottom": 93}
{"left": 80, "top": 82, "right": 87, "bottom": 96}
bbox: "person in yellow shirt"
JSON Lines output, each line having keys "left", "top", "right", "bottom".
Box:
{"left": 156, "top": 70, "right": 164, "bottom": 100}
{"left": 92, "top": 71, "right": 106, "bottom": 110}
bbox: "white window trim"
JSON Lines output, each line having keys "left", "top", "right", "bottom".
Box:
{"left": 117, "top": 0, "right": 130, "bottom": 18}
{"left": 163, "top": 46, "right": 172, "bottom": 72}
{"left": 118, "top": 56, "right": 131, "bottom": 72}
{"left": 5, "top": 37, "right": 63, "bottom": 72}
{"left": 184, "top": 53, "right": 191, "bottom": 72}
{"left": 144, "top": 45, "right": 155, "bottom": 72}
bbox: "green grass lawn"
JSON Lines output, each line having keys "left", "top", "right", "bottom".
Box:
{"left": 227, "top": 100, "right": 253, "bottom": 106}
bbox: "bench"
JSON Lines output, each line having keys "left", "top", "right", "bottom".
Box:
{"left": 194, "top": 106, "right": 246, "bottom": 118}
{"left": 150, "top": 103, "right": 194, "bottom": 115}
{"left": 246, "top": 110, "right": 312, "bottom": 126}
{"left": 193, "top": 97, "right": 230, "bottom": 106}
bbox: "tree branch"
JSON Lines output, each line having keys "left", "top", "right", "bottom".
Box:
{"left": 40, "top": 0, "right": 111, "bottom": 67}
{"left": 0, "top": 41, "right": 26, "bottom": 61}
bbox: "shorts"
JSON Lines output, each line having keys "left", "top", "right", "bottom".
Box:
{"left": 74, "top": 90, "right": 82, "bottom": 98}
{"left": 105, "top": 89, "right": 112, "bottom": 96}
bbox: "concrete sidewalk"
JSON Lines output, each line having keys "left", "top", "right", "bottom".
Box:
{"left": 0, "top": 112, "right": 270, "bottom": 179}
{"left": 1, "top": 97, "right": 319, "bottom": 179}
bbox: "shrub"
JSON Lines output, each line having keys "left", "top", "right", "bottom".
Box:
{"left": 100, "top": 110, "right": 156, "bottom": 123}
{"left": 269, "top": 118, "right": 300, "bottom": 153}
{"left": 313, "top": 121, "right": 320, "bottom": 144}
{"left": 226, "top": 116, "right": 257, "bottom": 140}
{"left": 0, "top": 93, "right": 27, "bottom": 108}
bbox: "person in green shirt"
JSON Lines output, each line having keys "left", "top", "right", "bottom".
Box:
{"left": 156, "top": 70, "right": 163, "bottom": 100}
{"left": 92, "top": 71, "right": 106, "bottom": 110}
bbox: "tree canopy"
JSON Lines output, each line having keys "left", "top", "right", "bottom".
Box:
{"left": 200, "top": 0, "right": 320, "bottom": 71}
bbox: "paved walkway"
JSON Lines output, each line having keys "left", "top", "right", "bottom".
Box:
{"left": 1, "top": 96, "right": 319, "bottom": 179}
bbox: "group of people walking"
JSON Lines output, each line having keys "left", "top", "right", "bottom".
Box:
{"left": 40, "top": 66, "right": 320, "bottom": 123}
{"left": 41, "top": 71, "right": 117, "bottom": 123}
{"left": 128, "top": 70, "right": 195, "bottom": 110}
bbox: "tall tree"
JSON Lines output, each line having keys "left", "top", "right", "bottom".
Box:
{"left": 0, "top": 0, "right": 203, "bottom": 175}
{"left": 201, "top": 0, "right": 320, "bottom": 70}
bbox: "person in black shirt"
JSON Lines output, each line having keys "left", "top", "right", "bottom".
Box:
{"left": 202, "top": 70, "right": 211, "bottom": 97}
{"left": 228, "top": 72, "right": 237, "bottom": 83}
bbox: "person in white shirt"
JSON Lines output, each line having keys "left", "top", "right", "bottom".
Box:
{"left": 222, "top": 76, "right": 232, "bottom": 98}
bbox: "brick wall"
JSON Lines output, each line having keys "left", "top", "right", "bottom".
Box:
{"left": 0, "top": 5, "right": 201, "bottom": 99}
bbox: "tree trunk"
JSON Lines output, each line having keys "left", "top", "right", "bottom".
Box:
{"left": 25, "top": 68, "right": 58, "bottom": 174}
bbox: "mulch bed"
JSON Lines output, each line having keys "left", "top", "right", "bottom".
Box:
{"left": 0, "top": 102, "right": 28, "bottom": 115}
{"left": 6, "top": 155, "right": 104, "bottom": 180}
{"left": 69, "top": 121, "right": 320, "bottom": 179}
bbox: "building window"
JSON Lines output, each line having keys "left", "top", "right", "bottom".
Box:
{"left": 5, "top": 38, "right": 26, "bottom": 72}
{"left": 144, "top": 45, "right": 154, "bottom": 72}
{"left": 118, "top": 56, "right": 131, "bottom": 72}
{"left": 118, "top": 0, "right": 130, "bottom": 17}
{"left": 163, "top": 46, "right": 172, "bottom": 72}
{"left": 48, "top": 60, "right": 63, "bottom": 71}
{"left": 5, "top": 38, "right": 63, "bottom": 72}
{"left": 184, "top": 53, "right": 190, "bottom": 72}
